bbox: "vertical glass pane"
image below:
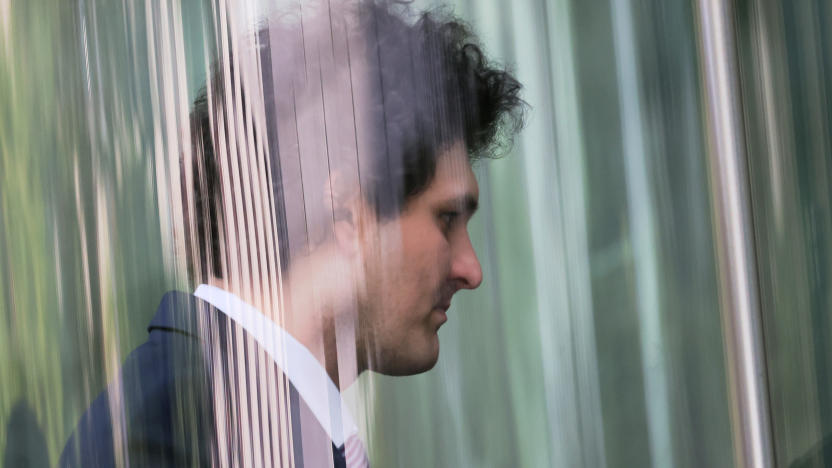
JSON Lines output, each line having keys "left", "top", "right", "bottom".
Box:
{"left": 2, "top": 0, "right": 789, "bottom": 466}
{"left": 1, "top": 0, "right": 216, "bottom": 463}
{"left": 367, "top": 0, "right": 735, "bottom": 467}
{"left": 736, "top": 0, "right": 832, "bottom": 466}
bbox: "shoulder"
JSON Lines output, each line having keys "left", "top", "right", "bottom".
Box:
{"left": 59, "top": 291, "right": 340, "bottom": 467}
{"left": 59, "top": 295, "right": 217, "bottom": 467}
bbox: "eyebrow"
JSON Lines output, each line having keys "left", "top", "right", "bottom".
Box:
{"left": 448, "top": 194, "right": 479, "bottom": 217}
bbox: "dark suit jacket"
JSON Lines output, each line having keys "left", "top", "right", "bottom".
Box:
{"left": 59, "top": 291, "right": 347, "bottom": 467}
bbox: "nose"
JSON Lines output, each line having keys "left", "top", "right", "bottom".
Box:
{"left": 450, "top": 231, "right": 483, "bottom": 290}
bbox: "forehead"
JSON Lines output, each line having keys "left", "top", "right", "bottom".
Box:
{"left": 417, "top": 141, "right": 479, "bottom": 204}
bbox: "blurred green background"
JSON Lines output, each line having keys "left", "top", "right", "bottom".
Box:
{"left": 1, "top": 0, "right": 831, "bottom": 466}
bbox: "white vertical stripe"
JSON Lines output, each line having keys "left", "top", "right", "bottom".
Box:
{"left": 609, "top": 0, "right": 673, "bottom": 465}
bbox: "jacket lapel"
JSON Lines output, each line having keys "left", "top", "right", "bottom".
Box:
{"left": 148, "top": 290, "right": 345, "bottom": 467}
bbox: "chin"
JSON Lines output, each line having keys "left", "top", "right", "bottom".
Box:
{"left": 377, "top": 340, "right": 440, "bottom": 376}
{"left": 385, "top": 358, "right": 438, "bottom": 376}
{"left": 411, "top": 336, "right": 441, "bottom": 374}
{"left": 411, "top": 352, "right": 440, "bottom": 374}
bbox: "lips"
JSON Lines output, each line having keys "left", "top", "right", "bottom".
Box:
{"left": 435, "top": 288, "right": 454, "bottom": 312}
{"left": 433, "top": 297, "right": 451, "bottom": 326}
{"left": 433, "top": 306, "right": 449, "bottom": 327}
{"left": 434, "top": 295, "right": 452, "bottom": 311}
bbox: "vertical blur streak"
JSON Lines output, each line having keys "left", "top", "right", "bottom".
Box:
{"left": 5, "top": 0, "right": 831, "bottom": 466}
{"left": 509, "top": 0, "right": 607, "bottom": 465}
{"left": 694, "top": 0, "right": 774, "bottom": 467}
{"left": 536, "top": 0, "right": 608, "bottom": 466}
{"left": 609, "top": 0, "right": 671, "bottom": 466}
{"left": 370, "top": 0, "right": 733, "bottom": 466}
{"left": 737, "top": 0, "right": 832, "bottom": 465}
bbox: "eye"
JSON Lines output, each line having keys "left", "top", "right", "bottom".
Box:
{"left": 437, "top": 211, "right": 460, "bottom": 232}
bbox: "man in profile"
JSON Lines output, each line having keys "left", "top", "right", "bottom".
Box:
{"left": 60, "top": 0, "right": 524, "bottom": 466}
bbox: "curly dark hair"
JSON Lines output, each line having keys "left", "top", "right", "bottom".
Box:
{"left": 360, "top": 2, "right": 526, "bottom": 215}
{"left": 187, "top": 0, "right": 526, "bottom": 280}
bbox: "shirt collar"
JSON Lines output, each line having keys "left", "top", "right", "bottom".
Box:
{"left": 193, "top": 284, "right": 358, "bottom": 446}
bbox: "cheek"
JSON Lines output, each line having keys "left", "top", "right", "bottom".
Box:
{"left": 402, "top": 235, "right": 450, "bottom": 306}
{"left": 400, "top": 216, "right": 449, "bottom": 262}
{"left": 398, "top": 228, "right": 430, "bottom": 265}
{"left": 380, "top": 215, "right": 451, "bottom": 317}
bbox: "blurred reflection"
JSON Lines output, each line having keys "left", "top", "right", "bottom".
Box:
{"left": 1, "top": 0, "right": 831, "bottom": 467}
{"left": 3, "top": 401, "right": 49, "bottom": 468}
{"left": 2, "top": 0, "right": 524, "bottom": 466}
{"left": 736, "top": 0, "right": 832, "bottom": 466}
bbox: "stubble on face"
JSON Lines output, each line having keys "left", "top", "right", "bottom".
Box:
{"left": 356, "top": 142, "right": 481, "bottom": 376}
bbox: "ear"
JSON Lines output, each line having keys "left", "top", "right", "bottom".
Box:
{"left": 333, "top": 205, "right": 358, "bottom": 255}
{"left": 326, "top": 172, "right": 362, "bottom": 256}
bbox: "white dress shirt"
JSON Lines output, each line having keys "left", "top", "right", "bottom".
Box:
{"left": 193, "top": 284, "right": 358, "bottom": 447}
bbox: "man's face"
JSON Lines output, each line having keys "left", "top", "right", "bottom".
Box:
{"left": 358, "top": 141, "right": 483, "bottom": 375}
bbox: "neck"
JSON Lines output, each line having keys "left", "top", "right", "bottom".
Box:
{"left": 205, "top": 247, "right": 362, "bottom": 390}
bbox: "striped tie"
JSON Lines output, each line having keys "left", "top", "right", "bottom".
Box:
{"left": 343, "top": 434, "right": 370, "bottom": 468}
